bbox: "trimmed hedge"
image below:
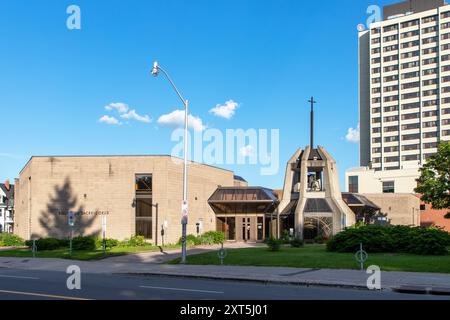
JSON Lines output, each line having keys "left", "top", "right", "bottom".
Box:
{"left": 0, "top": 233, "right": 25, "bottom": 247}
{"left": 72, "top": 236, "right": 96, "bottom": 251}
{"left": 327, "top": 225, "right": 450, "bottom": 256}
{"left": 26, "top": 236, "right": 98, "bottom": 251}
{"left": 25, "top": 238, "right": 67, "bottom": 251}
{"left": 178, "top": 232, "right": 225, "bottom": 246}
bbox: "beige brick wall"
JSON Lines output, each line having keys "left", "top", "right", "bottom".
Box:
{"left": 14, "top": 156, "right": 235, "bottom": 244}
{"left": 362, "top": 194, "right": 421, "bottom": 226}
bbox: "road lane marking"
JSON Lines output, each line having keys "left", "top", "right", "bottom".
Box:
{"left": 139, "top": 285, "right": 224, "bottom": 294}
{"left": 0, "top": 289, "right": 91, "bottom": 300}
{"left": 0, "top": 274, "right": 40, "bottom": 280}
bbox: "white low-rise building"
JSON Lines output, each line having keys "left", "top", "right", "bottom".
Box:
{"left": 0, "top": 180, "right": 14, "bottom": 233}
{"left": 345, "top": 166, "right": 420, "bottom": 194}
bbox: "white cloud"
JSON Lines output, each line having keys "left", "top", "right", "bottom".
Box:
{"left": 105, "top": 102, "right": 129, "bottom": 114}
{"left": 240, "top": 145, "right": 254, "bottom": 157}
{"left": 209, "top": 100, "right": 239, "bottom": 119}
{"left": 120, "top": 110, "right": 152, "bottom": 123}
{"left": 99, "top": 115, "right": 120, "bottom": 125}
{"left": 345, "top": 124, "right": 360, "bottom": 143}
{"left": 157, "top": 109, "right": 206, "bottom": 132}
{"left": 102, "top": 102, "right": 151, "bottom": 125}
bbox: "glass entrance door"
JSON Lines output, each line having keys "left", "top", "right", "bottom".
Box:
{"left": 135, "top": 197, "right": 152, "bottom": 239}
{"left": 218, "top": 216, "right": 265, "bottom": 242}
{"left": 257, "top": 217, "right": 264, "bottom": 241}
{"left": 216, "top": 217, "right": 236, "bottom": 241}
{"left": 135, "top": 174, "right": 153, "bottom": 240}
{"left": 242, "top": 218, "right": 251, "bottom": 241}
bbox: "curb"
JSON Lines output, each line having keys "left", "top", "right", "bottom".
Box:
{"left": 392, "top": 285, "right": 450, "bottom": 296}
{"left": 119, "top": 272, "right": 381, "bottom": 291}
{"left": 391, "top": 286, "right": 429, "bottom": 295}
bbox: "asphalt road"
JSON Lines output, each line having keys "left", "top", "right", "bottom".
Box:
{"left": 0, "top": 268, "right": 448, "bottom": 300}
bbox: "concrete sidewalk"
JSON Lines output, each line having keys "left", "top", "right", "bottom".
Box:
{"left": 1, "top": 252, "right": 450, "bottom": 291}
{"left": 102, "top": 242, "right": 262, "bottom": 264}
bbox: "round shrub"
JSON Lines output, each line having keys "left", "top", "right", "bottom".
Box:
{"left": 126, "top": 235, "right": 147, "bottom": 247}
{"left": 0, "top": 233, "right": 25, "bottom": 247}
{"left": 266, "top": 238, "right": 282, "bottom": 252}
{"left": 202, "top": 231, "right": 225, "bottom": 244}
{"left": 179, "top": 234, "right": 200, "bottom": 246}
{"left": 281, "top": 230, "right": 291, "bottom": 244}
{"left": 104, "top": 238, "right": 119, "bottom": 249}
{"left": 95, "top": 238, "right": 119, "bottom": 249}
{"left": 327, "top": 225, "right": 449, "bottom": 255}
{"left": 198, "top": 234, "right": 214, "bottom": 245}
{"left": 290, "top": 238, "right": 304, "bottom": 248}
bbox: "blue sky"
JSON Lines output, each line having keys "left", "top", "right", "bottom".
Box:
{"left": 0, "top": 0, "right": 399, "bottom": 189}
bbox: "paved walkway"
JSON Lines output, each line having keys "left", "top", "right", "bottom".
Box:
{"left": 0, "top": 244, "right": 449, "bottom": 291}
{"left": 103, "top": 242, "right": 262, "bottom": 264}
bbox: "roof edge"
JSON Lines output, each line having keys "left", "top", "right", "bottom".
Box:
{"left": 18, "top": 154, "right": 236, "bottom": 176}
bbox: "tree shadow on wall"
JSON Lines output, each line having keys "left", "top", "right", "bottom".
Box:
{"left": 31, "top": 178, "right": 99, "bottom": 240}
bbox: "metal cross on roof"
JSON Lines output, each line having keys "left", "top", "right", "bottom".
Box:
{"left": 308, "top": 96, "right": 317, "bottom": 148}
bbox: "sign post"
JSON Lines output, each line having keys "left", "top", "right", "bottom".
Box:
{"left": 102, "top": 216, "right": 107, "bottom": 257}
{"left": 162, "top": 220, "right": 168, "bottom": 247}
{"left": 32, "top": 240, "right": 37, "bottom": 258}
{"left": 68, "top": 211, "right": 75, "bottom": 256}
{"left": 182, "top": 200, "right": 188, "bottom": 223}
{"left": 181, "top": 200, "right": 188, "bottom": 263}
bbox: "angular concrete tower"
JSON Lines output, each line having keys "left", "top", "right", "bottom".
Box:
{"left": 277, "top": 146, "right": 356, "bottom": 240}
{"left": 276, "top": 98, "right": 355, "bottom": 240}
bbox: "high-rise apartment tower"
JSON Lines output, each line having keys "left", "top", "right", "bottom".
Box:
{"left": 359, "top": 0, "right": 450, "bottom": 170}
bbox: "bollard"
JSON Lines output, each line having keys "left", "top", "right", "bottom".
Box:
{"left": 355, "top": 243, "right": 368, "bottom": 271}
{"left": 217, "top": 243, "right": 228, "bottom": 265}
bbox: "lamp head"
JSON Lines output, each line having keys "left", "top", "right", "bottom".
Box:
{"left": 151, "top": 61, "right": 159, "bottom": 77}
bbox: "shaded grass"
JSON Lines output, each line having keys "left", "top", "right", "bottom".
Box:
{"left": 0, "top": 244, "right": 181, "bottom": 261}
{"left": 169, "top": 244, "right": 450, "bottom": 273}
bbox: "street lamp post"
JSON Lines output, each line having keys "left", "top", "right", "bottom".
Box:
{"left": 151, "top": 61, "right": 189, "bottom": 264}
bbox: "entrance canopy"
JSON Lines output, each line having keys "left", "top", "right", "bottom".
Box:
{"left": 279, "top": 200, "right": 298, "bottom": 216}
{"left": 208, "top": 187, "right": 279, "bottom": 215}
{"left": 341, "top": 193, "right": 381, "bottom": 224}
{"left": 341, "top": 193, "right": 380, "bottom": 212}
{"left": 304, "top": 198, "right": 333, "bottom": 213}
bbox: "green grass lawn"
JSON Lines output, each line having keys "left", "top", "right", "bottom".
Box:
{"left": 169, "top": 244, "right": 450, "bottom": 274}
{"left": 0, "top": 244, "right": 181, "bottom": 261}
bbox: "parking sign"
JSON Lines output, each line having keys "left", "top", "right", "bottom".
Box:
{"left": 68, "top": 211, "right": 75, "bottom": 227}
{"left": 182, "top": 200, "right": 188, "bottom": 217}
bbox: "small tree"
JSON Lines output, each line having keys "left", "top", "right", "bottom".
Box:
{"left": 415, "top": 142, "right": 450, "bottom": 218}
